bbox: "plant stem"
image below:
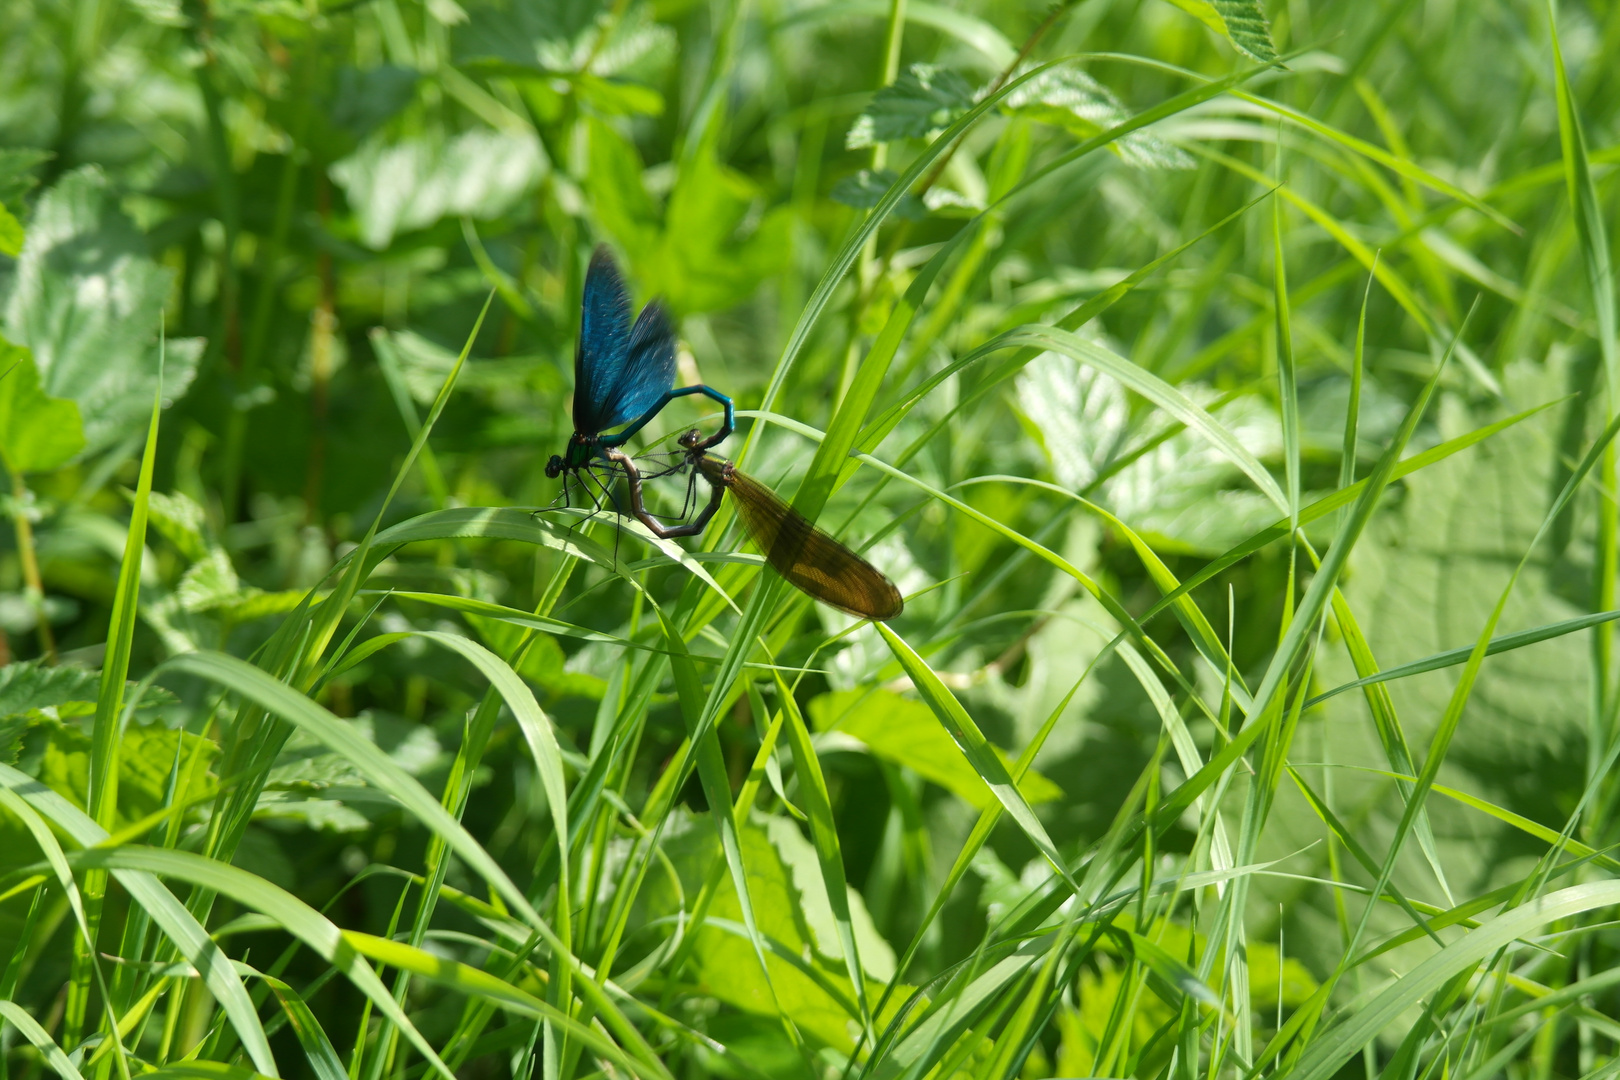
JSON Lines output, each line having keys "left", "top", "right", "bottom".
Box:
{"left": 11, "top": 472, "right": 56, "bottom": 664}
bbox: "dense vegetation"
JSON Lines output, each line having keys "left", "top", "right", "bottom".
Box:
{"left": 2, "top": 0, "right": 1619, "bottom": 1076}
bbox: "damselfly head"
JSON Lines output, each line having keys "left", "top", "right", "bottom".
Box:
{"left": 545, "top": 454, "right": 565, "bottom": 478}
{"left": 677, "top": 429, "right": 705, "bottom": 450}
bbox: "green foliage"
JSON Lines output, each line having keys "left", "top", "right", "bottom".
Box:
{"left": 811, "top": 688, "right": 1061, "bottom": 808}
{"left": 0, "top": 340, "right": 83, "bottom": 476}
{"left": 588, "top": 119, "right": 793, "bottom": 314}
{"left": 3, "top": 168, "right": 199, "bottom": 453}
{"left": 1, "top": 0, "right": 1618, "bottom": 1077}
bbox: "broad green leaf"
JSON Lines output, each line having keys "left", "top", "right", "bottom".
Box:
{"left": 0, "top": 337, "right": 83, "bottom": 473}
{"left": 0, "top": 659, "right": 102, "bottom": 717}
{"left": 0, "top": 149, "right": 49, "bottom": 209}
{"left": 777, "top": 1, "right": 1015, "bottom": 67}
{"left": 27, "top": 717, "right": 218, "bottom": 832}
{"left": 144, "top": 489, "right": 211, "bottom": 562}
{"left": 2, "top": 167, "right": 200, "bottom": 453}
{"left": 454, "top": 0, "right": 670, "bottom": 78}
{"left": 808, "top": 689, "right": 1062, "bottom": 809}
{"left": 1210, "top": 0, "right": 1277, "bottom": 61}
{"left": 986, "top": 324, "right": 1289, "bottom": 512}
{"left": 330, "top": 130, "right": 547, "bottom": 249}
{"left": 329, "top": 64, "right": 420, "bottom": 142}
{"left": 175, "top": 548, "right": 242, "bottom": 613}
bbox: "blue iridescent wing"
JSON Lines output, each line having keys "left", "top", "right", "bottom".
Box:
{"left": 573, "top": 246, "right": 632, "bottom": 433}
{"left": 597, "top": 296, "right": 677, "bottom": 430}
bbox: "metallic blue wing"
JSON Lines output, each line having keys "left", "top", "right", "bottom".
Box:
{"left": 599, "top": 298, "right": 677, "bottom": 430}
{"left": 573, "top": 246, "right": 632, "bottom": 433}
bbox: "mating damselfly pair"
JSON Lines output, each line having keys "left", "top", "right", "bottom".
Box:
{"left": 540, "top": 246, "right": 903, "bottom": 623}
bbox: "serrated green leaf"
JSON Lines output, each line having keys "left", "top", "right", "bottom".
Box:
{"left": 31, "top": 717, "right": 217, "bottom": 830}
{"left": 144, "top": 489, "right": 211, "bottom": 562}
{"left": 0, "top": 337, "right": 84, "bottom": 473}
{"left": 176, "top": 548, "right": 242, "bottom": 613}
{"left": 1161, "top": 0, "right": 1276, "bottom": 62}
{"left": 0, "top": 659, "right": 101, "bottom": 717}
{"left": 635, "top": 809, "right": 906, "bottom": 1054}
{"left": 1211, "top": 0, "right": 1277, "bottom": 61}
{"left": 330, "top": 64, "right": 420, "bottom": 141}
{"left": 2, "top": 168, "right": 200, "bottom": 453}
{"left": 847, "top": 63, "right": 976, "bottom": 148}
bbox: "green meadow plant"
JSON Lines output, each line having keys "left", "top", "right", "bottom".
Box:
{"left": 1, "top": 0, "right": 1620, "bottom": 1077}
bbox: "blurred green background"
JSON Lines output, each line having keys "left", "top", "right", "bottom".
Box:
{"left": 2, "top": 0, "right": 1620, "bottom": 1076}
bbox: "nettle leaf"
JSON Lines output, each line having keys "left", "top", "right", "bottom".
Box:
{"left": 846, "top": 63, "right": 976, "bottom": 149}
{"left": 1003, "top": 66, "right": 1194, "bottom": 170}
{"left": 2, "top": 167, "right": 202, "bottom": 454}
{"left": 330, "top": 129, "right": 548, "bottom": 249}
{"left": 0, "top": 660, "right": 102, "bottom": 719}
{"left": 145, "top": 489, "right": 212, "bottom": 562}
{"left": 176, "top": 548, "right": 242, "bottom": 614}
{"left": 1211, "top": 0, "right": 1277, "bottom": 61}
{"left": 0, "top": 336, "right": 85, "bottom": 473}
{"left": 29, "top": 716, "right": 218, "bottom": 826}
{"left": 1161, "top": 0, "right": 1277, "bottom": 63}
{"left": 809, "top": 689, "right": 1063, "bottom": 809}
{"left": 829, "top": 169, "right": 926, "bottom": 220}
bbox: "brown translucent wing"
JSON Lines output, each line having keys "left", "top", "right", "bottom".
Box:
{"left": 703, "top": 459, "right": 903, "bottom": 621}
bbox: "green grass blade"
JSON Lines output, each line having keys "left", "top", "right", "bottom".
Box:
{"left": 877, "top": 622, "right": 1079, "bottom": 894}
{"left": 0, "top": 1000, "right": 87, "bottom": 1080}
{"left": 1287, "top": 883, "right": 1620, "bottom": 1080}
{"left": 1229, "top": 89, "right": 1517, "bottom": 232}
{"left": 984, "top": 324, "right": 1288, "bottom": 511}
{"left": 751, "top": 56, "right": 1090, "bottom": 445}
{"left": 61, "top": 846, "right": 551, "bottom": 1080}
{"left": 1309, "top": 608, "right": 1620, "bottom": 708}
{"left": 774, "top": 669, "right": 873, "bottom": 1036}
{"left": 1274, "top": 194, "right": 1301, "bottom": 520}
{"left": 158, "top": 651, "right": 548, "bottom": 929}
{"left": 72, "top": 352, "right": 164, "bottom": 1045}
{"left": 1548, "top": 0, "right": 1620, "bottom": 787}
{"left": 252, "top": 970, "right": 347, "bottom": 1080}
{"left": 0, "top": 762, "right": 277, "bottom": 1077}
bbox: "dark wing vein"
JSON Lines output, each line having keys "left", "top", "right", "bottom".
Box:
{"left": 723, "top": 466, "right": 903, "bottom": 621}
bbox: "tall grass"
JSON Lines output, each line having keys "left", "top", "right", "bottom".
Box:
{"left": 1, "top": 0, "right": 1619, "bottom": 1077}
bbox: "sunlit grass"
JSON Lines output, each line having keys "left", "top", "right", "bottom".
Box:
{"left": 0, "top": 0, "right": 1618, "bottom": 1078}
